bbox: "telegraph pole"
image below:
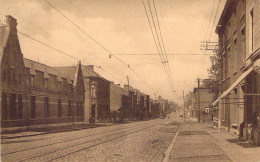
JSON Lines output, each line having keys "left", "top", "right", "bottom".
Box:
{"left": 127, "top": 75, "right": 130, "bottom": 120}
{"left": 154, "top": 92, "right": 157, "bottom": 100}
{"left": 127, "top": 75, "right": 129, "bottom": 92}
{"left": 183, "top": 90, "right": 185, "bottom": 121}
{"left": 197, "top": 78, "right": 201, "bottom": 123}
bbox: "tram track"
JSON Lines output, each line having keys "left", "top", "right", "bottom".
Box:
{"left": 47, "top": 123, "right": 160, "bottom": 162}
{"left": 2, "top": 120, "right": 164, "bottom": 162}
{"left": 2, "top": 120, "right": 157, "bottom": 156}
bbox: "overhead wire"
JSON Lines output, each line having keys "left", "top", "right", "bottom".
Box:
{"left": 198, "top": 0, "right": 216, "bottom": 78}
{"left": 17, "top": 31, "right": 125, "bottom": 84}
{"left": 43, "top": 0, "right": 155, "bottom": 92}
{"left": 201, "top": 0, "right": 221, "bottom": 79}
{"left": 142, "top": 0, "right": 173, "bottom": 91}
{"left": 152, "top": 0, "right": 174, "bottom": 90}
{"left": 147, "top": 0, "right": 173, "bottom": 91}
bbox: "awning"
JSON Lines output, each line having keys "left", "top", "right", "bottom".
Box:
{"left": 211, "top": 67, "right": 254, "bottom": 106}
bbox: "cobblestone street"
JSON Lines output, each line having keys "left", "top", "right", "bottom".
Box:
{"left": 2, "top": 113, "right": 260, "bottom": 162}
{"left": 1, "top": 113, "right": 182, "bottom": 162}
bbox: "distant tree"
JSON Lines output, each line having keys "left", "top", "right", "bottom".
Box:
{"left": 204, "top": 48, "right": 220, "bottom": 102}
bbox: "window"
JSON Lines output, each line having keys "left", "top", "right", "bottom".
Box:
{"left": 9, "top": 94, "right": 17, "bottom": 120}
{"left": 76, "top": 101, "right": 80, "bottom": 117}
{"left": 18, "top": 75, "right": 22, "bottom": 85}
{"left": 2, "top": 92, "right": 8, "bottom": 120}
{"left": 68, "top": 100, "right": 72, "bottom": 117}
{"left": 80, "top": 101, "right": 84, "bottom": 117}
{"left": 44, "top": 97, "right": 49, "bottom": 118}
{"left": 18, "top": 94, "right": 23, "bottom": 119}
{"left": 234, "top": 88, "right": 238, "bottom": 94}
{"left": 45, "top": 79, "right": 48, "bottom": 89}
{"left": 30, "top": 96, "right": 36, "bottom": 119}
{"left": 12, "top": 70, "right": 16, "bottom": 85}
{"left": 30, "top": 76, "right": 34, "bottom": 87}
{"left": 75, "top": 101, "right": 83, "bottom": 117}
{"left": 234, "top": 38, "right": 237, "bottom": 45}
{"left": 249, "top": 8, "right": 254, "bottom": 53}
{"left": 241, "top": 26, "right": 245, "bottom": 36}
{"left": 58, "top": 99, "right": 62, "bottom": 118}
{"left": 91, "top": 83, "right": 96, "bottom": 97}
{"left": 3, "top": 70, "right": 6, "bottom": 83}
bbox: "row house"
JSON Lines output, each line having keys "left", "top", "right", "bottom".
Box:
{"left": 1, "top": 16, "right": 85, "bottom": 131}
{"left": 135, "top": 89, "right": 146, "bottom": 120}
{"left": 124, "top": 85, "right": 137, "bottom": 120}
{"left": 0, "top": 15, "right": 177, "bottom": 132}
{"left": 124, "top": 85, "right": 162, "bottom": 120}
{"left": 213, "top": 0, "right": 260, "bottom": 145}
{"left": 157, "top": 95, "right": 168, "bottom": 113}
{"left": 110, "top": 83, "right": 129, "bottom": 122}
{"left": 56, "top": 65, "right": 110, "bottom": 123}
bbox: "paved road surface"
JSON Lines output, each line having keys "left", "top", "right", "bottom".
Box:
{"left": 1, "top": 113, "right": 181, "bottom": 162}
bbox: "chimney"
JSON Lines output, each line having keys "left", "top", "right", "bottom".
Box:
{"left": 6, "top": 15, "right": 17, "bottom": 29}
{"left": 87, "top": 65, "right": 94, "bottom": 70}
{"left": 117, "top": 84, "right": 120, "bottom": 87}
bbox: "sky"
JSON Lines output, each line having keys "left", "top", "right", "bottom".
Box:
{"left": 0, "top": 0, "right": 225, "bottom": 105}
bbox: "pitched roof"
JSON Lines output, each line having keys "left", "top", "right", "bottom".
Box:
{"left": 81, "top": 65, "right": 101, "bottom": 77}
{"left": 110, "top": 83, "right": 128, "bottom": 96}
{"left": 54, "top": 66, "right": 76, "bottom": 80}
{"left": 24, "top": 58, "right": 73, "bottom": 82}
{"left": 56, "top": 65, "right": 111, "bottom": 83}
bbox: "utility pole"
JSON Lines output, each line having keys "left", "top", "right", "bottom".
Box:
{"left": 127, "top": 75, "right": 129, "bottom": 92}
{"left": 154, "top": 93, "right": 157, "bottom": 100}
{"left": 197, "top": 78, "right": 201, "bottom": 123}
{"left": 200, "top": 40, "right": 219, "bottom": 51}
{"left": 183, "top": 90, "right": 185, "bottom": 121}
{"left": 127, "top": 75, "right": 130, "bottom": 120}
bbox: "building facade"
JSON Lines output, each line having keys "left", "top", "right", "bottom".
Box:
{"left": 124, "top": 85, "right": 138, "bottom": 120}
{"left": 1, "top": 16, "right": 85, "bottom": 130}
{"left": 194, "top": 87, "right": 212, "bottom": 122}
{"left": 56, "top": 65, "right": 111, "bottom": 123}
{"left": 110, "top": 83, "right": 129, "bottom": 122}
{"left": 213, "top": 0, "right": 260, "bottom": 145}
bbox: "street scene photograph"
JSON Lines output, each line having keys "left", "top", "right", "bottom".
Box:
{"left": 0, "top": 0, "right": 260, "bottom": 161}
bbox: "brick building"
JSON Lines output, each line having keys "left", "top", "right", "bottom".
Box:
{"left": 56, "top": 65, "right": 110, "bottom": 123}
{"left": 110, "top": 83, "right": 129, "bottom": 122}
{"left": 1, "top": 15, "right": 85, "bottom": 130}
{"left": 157, "top": 96, "right": 166, "bottom": 112}
{"left": 213, "top": 0, "right": 260, "bottom": 145}
{"left": 193, "top": 87, "right": 212, "bottom": 122}
{"left": 184, "top": 92, "right": 195, "bottom": 117}
{"left": 124, "top": 85, "right": 137, "bottom": 120}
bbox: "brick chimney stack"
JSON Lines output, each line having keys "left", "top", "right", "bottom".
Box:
{"left": 86, "top": 65, "right": 94, "bottom": 70}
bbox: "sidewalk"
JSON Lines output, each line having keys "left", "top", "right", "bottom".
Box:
{"left": 1, "top": 122, "right": 116, "bottom": 139}
{"left": 209, "top": 128, "right": 260, "bottom": 162}
{"left": 168, "top": 120, "right": 260, "bottom": 162}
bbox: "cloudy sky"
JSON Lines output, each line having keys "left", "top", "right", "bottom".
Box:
{"left": 0, "top": 0, "right": 225, "bottom": 104}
